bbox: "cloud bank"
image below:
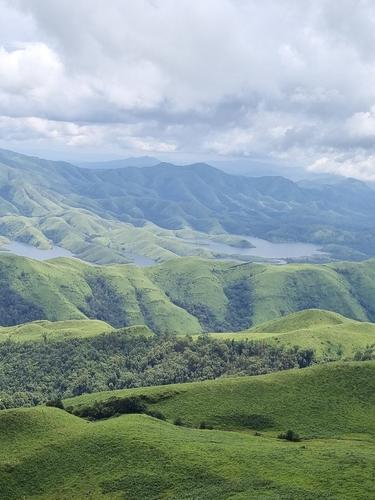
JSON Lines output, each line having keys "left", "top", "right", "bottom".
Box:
{"left": 1, "top": 0, "right": 375, "bottom": 178}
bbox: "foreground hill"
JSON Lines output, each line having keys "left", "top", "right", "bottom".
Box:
{"left": 66, "top": 361, "right": 375, "bottom": 439}
{"left": 1, "top": 362, "right": 374, "bottom": 499}
{"left": 2, "top": 254, "right": 375, "bottom": 333}
{"left": 1, "top": 148, "right": 375, "bottom": 262}
{"left": 207, "top": 309, "right": 375, "bottom": 359}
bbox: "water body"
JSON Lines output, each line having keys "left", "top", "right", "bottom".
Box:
{"left": 1, "top": 241, "right": 156, "bottom": 266}
{"left": 183, "top": 235, "right": 325, "bottom": 261}
{"left": 129, "top": 254, "right": 156, "bottom": 266}
{"left": 1, "top": 241, "right": 74, "bottom": 260}
{"left": 1, "top": 237, "right": 324, "bottom": 265}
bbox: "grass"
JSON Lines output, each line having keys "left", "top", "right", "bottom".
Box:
{"left": 3, "top": 253, "right": 375, "bottom": 334}
{"left": 2, "top": 362, "right": 375, "bottom": 499}
{"left": 65, "top": 361, "right": 375, "bottom": 439}
{"left": 0, "top": 319, "right": 113, "bottom": 342}
{"left": 204, "top": 309, "right": 375, "bottom": 359}
{"left": 0, "top": 321, "right": 154, "bottom": 343}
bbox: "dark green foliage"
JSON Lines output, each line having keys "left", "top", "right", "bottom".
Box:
{"left": 73, "top": 396, "right": 147, "bottom": 420}
{"left": 146, "top": 409, "right": 166, "bottom": 421}
{"left": 198, "top": 421, "right": 213, "bottom": 430}
{"left": 296, "top": 349, "right": 315, "bottom": 368}
{"left": 0, "top": 269, "right": 44, "bottom": 326}
{"left": 173, "top": 417, "right": 184, "bottom": 426}
{"left": 224, "top": 279, "right": 253, "bottom": 330}
{"left": 0, "top": 331, "right": 315, "bottom": 409}
{"left": 278, "top": 430, "right": 301, "bottom": 442}
{"left": 135, "top": 289, "right": 159, "bottom": 332}
{"left": 45, "top": 398, "right": 64, "bottom": 410}
{"left": 166, "top": 297, "right": 221, "bottom": 331}
{"left": 84, "top": 274, "right": 128, "bottom": 328}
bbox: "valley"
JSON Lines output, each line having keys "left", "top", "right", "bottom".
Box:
{"left": 2, "top": 2, "right": 375, "bottom": 497}
{"left": 1, "top": 149, "right": 375, "bottom": 265}
{"left": 0, "top": 151, "right": 375, "bottom": 500}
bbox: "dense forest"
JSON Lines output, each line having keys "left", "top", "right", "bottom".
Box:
{"left": 0, "top": 331, "right": 314, "bottom": 409}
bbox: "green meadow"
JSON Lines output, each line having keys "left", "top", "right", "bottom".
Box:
{"left": 204, "top": 309, "right": 375, "bottom": 359}
{"left": 0, "top": 361, "right": 374, "bottom": 499}
{"left": 66, "top": 361, "right": 375, "bottom": 439}
{"left": 0, "top": 319, "right": 113, "bottom": 342}
{"left": 3, "top": 253, "right": 375, "bottom": 335}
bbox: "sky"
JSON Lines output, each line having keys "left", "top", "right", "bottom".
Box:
{"left": 1, "top": 0, "right": 375, "bottom": 179}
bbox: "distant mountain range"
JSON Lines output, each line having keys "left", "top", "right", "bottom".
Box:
{"left": 77, "top": 156, "right": 160, "bottom": 169}
{"left": 0, "top": 148, "right": 374, "bottom": 263}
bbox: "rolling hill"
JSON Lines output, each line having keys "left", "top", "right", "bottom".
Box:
{"left": 66, "top": 360, "right": 375, "bottom": 438}
{"left": 2, "top": 254, "right": 375, "bottom": 334}
{"left": 1, "top": 362, "right": 374, "bottom": 499}
{"left": 206, "top": 309, "right": 375, "bottom": 359}
{"left": 1, "top": 148, "right": 375, "bottom": 263}
{"left": 2, "top": 304, "right": 374, "bottom": 408}
{"left": 0, "top": 319, "right": 113, "bottom": 343}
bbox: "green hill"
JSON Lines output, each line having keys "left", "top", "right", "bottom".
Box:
{"left": 1, "top": 362, "right": 374, "bottom": 499}
{"left": 0, "top": 319, "right": 113, "bottom": 342}
{"left": 2, "top": 254, "right": 375, "bottom": 334}
{"left": 0, "top": 320, "right": 153, "bottom": 343}
{"left": 66, "top": 361, "right": 375, "bottom": 439}
{"left": 206, "top": 309, "right": 375, "bottom": 359}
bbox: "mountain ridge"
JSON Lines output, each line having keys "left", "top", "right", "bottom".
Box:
{"left": 1, "top": 148, "right": 375, "bottom": 263}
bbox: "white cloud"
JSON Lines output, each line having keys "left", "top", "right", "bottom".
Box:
{"left": 0, "top": 0, "right": 375, "bottom": 177}
{"left": 308, "top": 154, "right": 375, "bottom": 181}
{"left": 346, "top": 107, "right": 375, "bottom": 138}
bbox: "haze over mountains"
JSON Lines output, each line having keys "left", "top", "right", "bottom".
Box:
{"left": 77, "top": 156, "right": 161, "bottom": 170}
{"left": 0, "top": 148, "right": 375, "bottom": 264}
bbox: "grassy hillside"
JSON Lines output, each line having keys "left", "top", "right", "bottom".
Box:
{"left": 2, "top": 408, "right": 375, "bottom": 499}
{"left": 0, "top": 321, "right": 152, "bottom": 343}
{"left": 66, "top": 361, "right": 375, "bottom": 439}
{"left": 0, "top": 319, "right": 112, "bottom": 342}
{"left": 2, "top": 254, "right": 375, "bottom": 333}
{"left": 206, "top": 309, "right": 375, "bottom": 359}
{"left": 2, "top": 362, "right": 374, "bottom": 499}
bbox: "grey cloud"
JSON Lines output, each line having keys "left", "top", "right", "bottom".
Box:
{"left": 1, "top": 0, "right": 375, "bottom": 178}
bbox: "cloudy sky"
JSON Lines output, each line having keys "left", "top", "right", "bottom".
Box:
{"left": 1, "top": 0, "right": 375, "bottom": 179}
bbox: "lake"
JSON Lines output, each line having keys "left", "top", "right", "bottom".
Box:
{"left": 0, "top": 236, "right": 325, "bottom": 265}
{"left": 181, "top": 235, "right": 325, "bottom": 261}
{"left": 1, "top": 241, "right": 74, "bottom": 260}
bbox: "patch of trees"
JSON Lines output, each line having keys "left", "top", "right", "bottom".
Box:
{"left": 83, "top": 274, "right": 128, "bottom": 327}
{"left": 278, "top": 430, "right": 301, "bottom": 442}
{"left": 0, "top": 270, "right": 44, "bottom": 326}
{"left": 224, "top": 279, "right": 253, "bottom": 330}
{"left": 0, "top": 332, "right": 315, "bottom": 410}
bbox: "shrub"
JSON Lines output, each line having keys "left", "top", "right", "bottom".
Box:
{"left": 74, "top": 396, "right": 147, "bottom": 420}
{"left": 45, "top": 398, "right": 64, "bottom": 410}
{"left": 198, "top": 421, "right": 213, "bottom": 430}
{"left": 278, "top": 429, "right": 301, "bottom": 442}
{"left": 146, "top": 409, "right": 166, "bottom": 421}
{"left": 173, "top": 417, "right": 184, "bottom": 426}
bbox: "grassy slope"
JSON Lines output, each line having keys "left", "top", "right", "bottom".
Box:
{"left": 3, "top": 254, "right": 375, "bottom": 333}
{"left": 206, "top": 309, "right": 375, "bottom": 359}
{"left": 2, "top": 362, "right": 375, "bottom": 499}
{"left": 66, "top": 361, "right": 375, "bottom": 439}
{"left": 0, "top": 319, "right": 112, "bottom": 342}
